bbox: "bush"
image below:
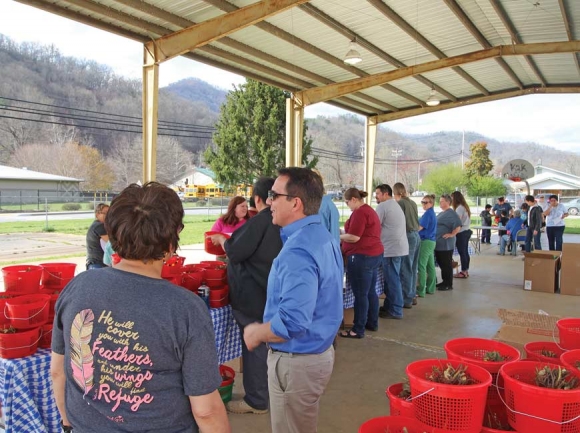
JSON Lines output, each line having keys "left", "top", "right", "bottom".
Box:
{"left": 86, "top": 202, "right": 95, "bottom": 210}
{"left": 62, "top": 203, "right": 82, "bottom": 211}
{"left": 42, "top": 226, "right": 55, "bottom": 232}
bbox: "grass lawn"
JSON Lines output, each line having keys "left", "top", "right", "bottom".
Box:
{"left": 0, "top": 215, "right": 217, "bottom": 245}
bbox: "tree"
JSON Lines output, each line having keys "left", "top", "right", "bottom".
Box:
{"left": 421, "top": 163, "right": 465, "bottom": 195}
{"left": 465, "top": 175, "right": 506, "bottom": 198}
{"left": 204, "top": 79, "right": 317, "bottom": 185}
{"left": 464, "top": 142, "right": 493, "bottom": 178}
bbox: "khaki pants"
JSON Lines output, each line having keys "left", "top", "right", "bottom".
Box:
{"left": 267, "top": 346, "right": 334, "bottom": 433}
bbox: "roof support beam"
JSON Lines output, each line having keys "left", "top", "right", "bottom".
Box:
{"left": 300, "top": 3, "right": 456, "bottom": 102}
{"left": 489, "top": 0, "right": 547, "bottom": 86}
{"left": 367, "top": 0, "right": 490, "bottom": 96}
{"left": 202, "top": 0, "right": 421, "bottom": 106}
{"left": 145, "top": 0, "right": 309, "bottom": 64}
{"left": 442, "top": 0, "right": 523, "bottom": 89}
{"left": 296, "top": 41, "right": 580, "bottom": 106}
{"left": 372, "top": 86, "right": 580, "bottom": 124}
{"left": 558, "top": 0, "right": 580, "bottom": 77}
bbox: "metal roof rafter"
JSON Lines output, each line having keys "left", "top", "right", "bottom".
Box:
{"left": 296, "top": 41, "right": 580, "bottom": 106}
{"left": 442, "top": 0, "right": 523, "bottom": 89}
{"left": 489, "top": 0, "right": 547, "bottom": 86}
{"left": 367, "top": 0, "right": 490, "bottom": 96}
{"left": 373, "top": 86, "right": 580, "bottom": 124}
{"left": 201, "top": 0, "right": 421, "bottom": 106}
{"left": 557, "top": 0, "right": 580, "bottom": 77}
{"left": 299, "top": 3, "right": 456, "bottom": 104}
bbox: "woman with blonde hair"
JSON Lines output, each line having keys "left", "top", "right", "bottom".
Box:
{"left": 339, "top": 188, "right": 384, "bottom": 338}
{"left": 211, "top": 196, "right": 249, "bottom": 234}
{"left": 417, "top": 194, "right": 437, "bottom": 296}
{"left": 451, "top": 191, "right": 472, "bottom": 278}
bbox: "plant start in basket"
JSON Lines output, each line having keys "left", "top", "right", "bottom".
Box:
{"left": 398, "top": 378, "right": 411, "bottom": 399}
{"left": 427, "top": 363, "right": 474, "bottom": 385}
{"left": 0, "top": 326, "right": 17, "bottom": 334}
{"left": 535, "top": 366, "right": 579, "bottom": 390}
{"left": 540, "top": 348, "right": 558, "bottom": 358}
{"left": 575, "top": 360, "right": 580, "bottom": 370}
{"left": 483, "top": 350, "right": 508, "bottom": 362}
{"left": 485, "top": 411, "right": 514, "bottom": 431}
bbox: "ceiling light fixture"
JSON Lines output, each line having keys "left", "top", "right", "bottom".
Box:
{"left": 344, "top": 39, "right": 362, "bottom": 65}
{"left": 426, "top": 88, "right": 440, "bottom": 106}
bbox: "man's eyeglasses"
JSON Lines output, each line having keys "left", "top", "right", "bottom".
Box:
{"left": 267, "top": 190, "right": 295, "bottom": 201}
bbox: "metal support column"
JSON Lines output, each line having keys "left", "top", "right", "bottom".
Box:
{"left": 142, "top": 45, "right": 159, "bottom": 183}
{"left": 285, "top": 96, "right": 304, "bottom": 167}
{"left": 363, "top": 116, "right": 377, "bottom": 204}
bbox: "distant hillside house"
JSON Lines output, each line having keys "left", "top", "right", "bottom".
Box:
{"left": 0, "top": 165, "right": 83, "bottom": 204}
{"left": 171, "top": 167, "right": 217, "bottom": 190}
{"left": 512, "top": 165, "right": 580, "bottom": 198}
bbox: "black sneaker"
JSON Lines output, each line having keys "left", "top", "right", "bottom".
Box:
{"left": 379, "top": 311, "right": 403, "bottom": 320}
{"left": 403, "top": 303, "right": 413, "bottom": 309}
{"left": 436, "top": 281, "right": 446, "bottom": 288}
{"left": 437, "top": 285, "right": 453, "bottom": 291}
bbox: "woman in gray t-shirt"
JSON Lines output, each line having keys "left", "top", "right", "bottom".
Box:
{"left": 434, "top": 194, "right": 462, "bottom": 291}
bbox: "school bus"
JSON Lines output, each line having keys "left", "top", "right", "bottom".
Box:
{"left": 184, "top": 185, "right": 205, "bottom": 200}
{"left": 236, "top": 184, "right": 253, "bottom": 198}
{"left": 204, "top": 184, "right": 225, "bottom": 198}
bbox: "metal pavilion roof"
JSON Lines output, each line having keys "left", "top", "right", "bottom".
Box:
{"left": 15, "top": 0, "right": 580, "bottom": 122}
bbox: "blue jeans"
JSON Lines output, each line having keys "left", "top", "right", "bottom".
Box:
{"left": 347, "top": 254, "right": 383, "bottom": 335}
{"left": 455, "top": 230, "right": 471, "bottom": 272}
{"left": 400, "top": 231, "right": 420, "bottom": 305}
{"left": 525, "top": 227, "right": 541, "bottom": 252}
{"left": 382, "top": 256, "right": 404, "bottom": 318}
{"left": 499, "top": 234, "right": 516, "bottom": 255}
{"left": 547, "top": 226, "right": 565, "bottom": 251}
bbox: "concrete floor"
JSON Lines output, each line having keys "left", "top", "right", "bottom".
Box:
{"left": 2, "top": 232, "right": 578, "bottom": 432}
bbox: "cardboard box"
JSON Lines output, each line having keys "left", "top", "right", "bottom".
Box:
{"left": 341, "top": 308, "right": 354, "bottom": 329}
{"left": 494, "top": 309, "right": 561, "bottom": 356}
{"left": 560, "top": 243, "right": 580, "bottom": 296}
{"left": 523, "top": 251, "right": 561, "bottom": 293}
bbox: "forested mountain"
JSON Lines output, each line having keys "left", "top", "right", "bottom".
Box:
{"left": 1, "top": 34, "right": 578, "bottom": 191}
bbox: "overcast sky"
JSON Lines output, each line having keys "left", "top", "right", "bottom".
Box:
{"left": 1, "top": 1, "right": 579, "bottom": 152}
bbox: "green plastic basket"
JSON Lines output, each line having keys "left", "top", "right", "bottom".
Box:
{"left": 219, "top": 383, "right": 234, "bottom": 403}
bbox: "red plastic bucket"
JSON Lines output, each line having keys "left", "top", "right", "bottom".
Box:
{"left": 204, "top": 232, "right": 230, "bottom": 255}
{"left": 2, "top": 265, "right": 43, "bottom": 294}
{"left": 39, "top": 324, "right": 53, "bottom": 349}
{"left": 39, "top": 263, "right": 76, "bottom": 290}
{"left": 209, "top": 287, "right": 229, "bottom": 308}
{"left": 205, "top": 268, "right": 226, "bottom": 287}
{"left": 220, "top": 364, "right": 235, "bottom": 387}
{"left": 557, "top": 318, "right": 580, "bottom": 350}
{"left": 0, "top": 299, "right": 9, "bottom": 327}
{"left": 524, "top": 341, "right": 565, "bottom": 364}
{"left": 161, "top": 256, "right": 185, "bottom": 277}
{"left": 445, "top": 338, "right": 521, "bottom": 374}
{"left": 560, "top": 349, "right": 580, "bottom": 372}
{"left": 0, "top": 326, "right": 41, "bottom": 358}
{"left": 500, "top": 360, "right": 580, "bottom": 433}
{"left": 200, "top": 260, "right": 227, "bottom": 269}
{"left": 406, "top": 358, "right": 491, "bottom": 433}
{"left": 386, "top": 383, "right": 413, "bottom": 418}
{"left": 358, "top": 416, "right": 423, "bottom": 433}
{"left": 181, "top": 272, "right": 203, "bottom": 293}
{"left": 5, "top": 294, "right": 50, "bottom": 330}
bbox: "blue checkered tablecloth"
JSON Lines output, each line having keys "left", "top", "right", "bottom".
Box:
{"left": 210, "top": 305, "right": 242, "bottom": 365}
{"left": 343, "top": 266, "right": 384, "bottom": 309}
{"left": 0, "top": 348, "right": 60, "bottom": 433}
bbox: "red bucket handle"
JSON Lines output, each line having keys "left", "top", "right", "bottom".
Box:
{"left": 4, "top": 301, "right": 49, "bottom": 321}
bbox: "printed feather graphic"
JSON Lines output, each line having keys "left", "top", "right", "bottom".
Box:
{"left": 70, "top": 309, "right": 95, "bottom": 397}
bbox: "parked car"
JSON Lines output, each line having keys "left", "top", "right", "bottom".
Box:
{"left": 562, "top": 198, "right": 580, "bottom": 215}
{"left": 412, "top": 191, "right": 428, "bottom": 197}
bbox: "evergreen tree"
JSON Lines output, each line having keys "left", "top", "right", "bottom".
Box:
{"left": 204, "top": 79, "right": 317, "bottom": 185}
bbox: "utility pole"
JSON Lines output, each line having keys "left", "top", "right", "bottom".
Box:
{"left": 417, "top": 159, "right": 432, "bottom": 188}
{"left": 392, "top": 148, "right": 403, "bottom": 183}
{"left": 461, "top": 130, "right": 465, "bottom": 169}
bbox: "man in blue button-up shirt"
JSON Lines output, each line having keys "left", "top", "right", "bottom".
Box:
{"left": 244, "top": 167, "right": 343, "bottom": 433}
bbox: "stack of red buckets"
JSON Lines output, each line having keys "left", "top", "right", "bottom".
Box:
{"left": 0, "top": 263, "right": 76, "bottom": 358}
{"left": 161, "top": 256, "right": 229, "bottom": 309}
{"left": 373, "top": 328, "right": 580, "bottom": 433}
